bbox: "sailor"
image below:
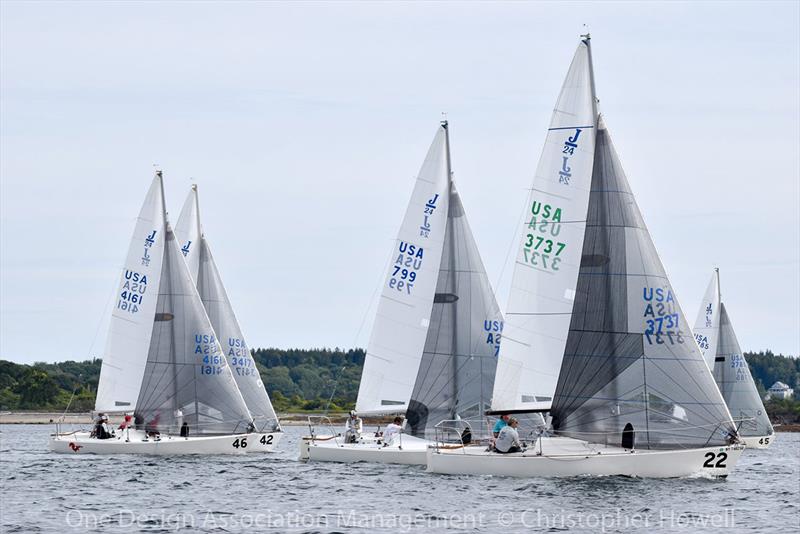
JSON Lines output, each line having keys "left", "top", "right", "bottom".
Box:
{"left": 494, "top": 417, "right": 523, "bottom": 453}
{"left": 344, "top": 411, "right": 363, "bottom": 443}
{"left": 95, "top": 414, "right": 112, "bottom": 440}
{"left": 118, "top": 414, "right": 133, "bottom": 431}
{"left": 180, "top": 421, "right": 190, "bottom": 438}
{"left": 382, "top": 416, "right": 403, "bottom": 446}
{"left": 492, "top": 414, "right": 510, "bottom": 438}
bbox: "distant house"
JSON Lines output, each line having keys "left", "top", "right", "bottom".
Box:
{"left": 764, "top": 381, "right": 794, "bottom": 401}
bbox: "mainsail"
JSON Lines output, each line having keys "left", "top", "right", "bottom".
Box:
{"left": 176, "top": 186, "right": 280, "bottom": 432}
{"left": 405, "top": 176, "right": 502, "bottom": 437}
{"left": 355, "top": 123, "right": 453, "bottom": 415}
{"left": 95, "top": 174, "right": 167, "bottom": 412}
{"left": 549, "top": 114, "right": 737, "bottom": 449}
{"left": 134, "top": 221, "right": 254, "bottom": 435}
{"left": 693, "top": 270, "right": 773, "bottom": 438}
{"left": 492, "top": 37, "right": 598, "bottom": 412}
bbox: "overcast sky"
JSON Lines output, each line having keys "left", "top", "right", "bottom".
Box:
{"left": 1, "top": 1, "right": 798, "bottom": 364}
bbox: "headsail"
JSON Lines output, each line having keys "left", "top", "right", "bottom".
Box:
{"left": 134, "top": 223, "right": 253, "bottom": 435}
{"left": 95, "top": 173, "right": 167, "bottom": 412}
{"left": 693, "top": 270, "right": 773, "bottom": 438}
{"left": 176, "top": 187, "right": 280, "bottom": 431}
{"left": 406, "top": 168, "right": 502, "bottom": 435}
{"left": 355, "top": 124, "right": 451, "bottom": 415}
{"left": 174, "top": 185, "right": 202, "bottom": 281}
{"left": 550, "top": 116, "right": 737, "bottom": 449}
{"left": 492, "top": 37, "right": 598, "bottom": 412}
{"left": 692, "top": 270, "right": 721, "bottom": 369}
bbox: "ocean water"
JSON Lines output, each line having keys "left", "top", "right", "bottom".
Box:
{"left": 1, "top": 424, "right": 798, "bottom": 533}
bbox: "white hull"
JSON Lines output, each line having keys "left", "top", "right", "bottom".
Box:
{"left": 426, "top": 437, "right": 744, "bottom": 478}
{"left": 304, "top": 435, "right": 430, "bottom": 465}
{"left": 50, "top": 429, "right": 253, "bottom": 455}
{"left": 741, "top": 435, "right": 774, "bottom": 450}
{"left": 248, "top": 431, "right": 283, "bottom": 453}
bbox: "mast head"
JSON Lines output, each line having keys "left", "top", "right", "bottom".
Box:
{"left": 581, "top": 32, "right": 591, "bottom": 43}
{"left": 441, "top": 111, "right": 448, "bottom": 129}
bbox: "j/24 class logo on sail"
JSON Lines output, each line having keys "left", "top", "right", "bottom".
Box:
{"left": 558, "top": 129, "right": 582, "bottom": 185}
{"left": 117, "top": 270, "right": 148, "bottom": 314}
{"left": 642, "top": 287, "right": 685, "bottom": 345}
{"left": 522, "top": 201, "right": 566, "bottom": 272}
{"left": 389, "top": 241, "right": 422, "bottom": 295}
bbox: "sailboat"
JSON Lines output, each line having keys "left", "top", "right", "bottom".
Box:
{"left": 174, "top": 185, "right": 283, "bottom": 452}
{"left": 50, "top": 172, "right": 257, "bottom": 455}
{"left": 427, "top": 36, "right": 744, "bottom": 478}
{"left": 693, "top": 268, "right": 774, "bottom": 449}
{"left": 303, "top": 121, "right": 502, "bottom": 465}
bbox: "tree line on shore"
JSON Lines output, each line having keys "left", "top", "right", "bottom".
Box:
{"left": 1, "top": 348, "right": 798, "bottom": 424}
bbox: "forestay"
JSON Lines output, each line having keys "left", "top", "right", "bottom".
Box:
{"left": 356, "top": 124, "right": 451, "bottom": 415}
{"left": 134, "top": 225, "right": 253, "bottom": 435}
{"left": 550, "top": 118, "right": 737, "bottom": 449}
{"left": 406, "top": 180, "right": 502, "bottom": 437}
{"left": 693, "top": 270, "right": 773, "bottom": 438}
{"left": 176, "top": 187, "right": 280, "bottom": 432}
{"left": 492, "top": 38, "right": 598, "bottom": 412}
{"left": 95, "top": 174, "right": 167, "bottom": 412}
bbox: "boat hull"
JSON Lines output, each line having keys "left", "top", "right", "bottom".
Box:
{"left": 426, "top": 438, "right": 744, "bottom": 478}
{"left": 304, "top": 435, "right": 429, "bottom": 465}
{"left": 248, "top": 431, "right": 284, "bottom": 453}
{"left": 50, "top": 430, "right": 251, "bottom": 455}
{"left": 740, "top": 435, "right": 774, "bottom": 449}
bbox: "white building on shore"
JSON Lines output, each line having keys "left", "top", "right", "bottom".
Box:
{"left": 764, "top": 381, "right": 794, "bottom": 401}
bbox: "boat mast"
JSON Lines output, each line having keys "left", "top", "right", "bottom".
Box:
{"left": 159, "top": 171, "right": 181, "bottom": 432}
{"left": 192, "top": 184, "right": 201, "bottom": 425}
{"left": 583, "top": 33, "right": 599, "bottom": 128}
{"left": 443, "top": 120, "right": 459, "bottom": 421}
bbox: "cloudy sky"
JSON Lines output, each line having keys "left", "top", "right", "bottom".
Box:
{"left": 1, "top": 1, "right": 798, "bottom": 364}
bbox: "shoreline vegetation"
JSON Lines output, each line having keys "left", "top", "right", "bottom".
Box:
{"left": 1, "top": 347, "right": 798, "bottom": 426}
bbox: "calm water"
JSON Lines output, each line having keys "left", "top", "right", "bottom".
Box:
{"left": 1, "top": 424, "right": 798, "bottom": 533}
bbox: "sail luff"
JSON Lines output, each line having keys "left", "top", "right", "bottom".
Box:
{"left": 444, "top": 122, "right": 459, "bottom": 420}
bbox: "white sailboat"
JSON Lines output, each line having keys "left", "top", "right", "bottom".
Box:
{"left": 427, "top": 36, "right": 744, "bottom": 478}
{"left": 50, "top": 172, "right": 257, "bottom": 455}
{"left": 303, "top": 121, "right": 502, "bottom": 465}
{"left": 693, "top": 269, "right": 775, "bottom": 449}
{"left": 175, "top": 185, "right": 283, "bottom": 452}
